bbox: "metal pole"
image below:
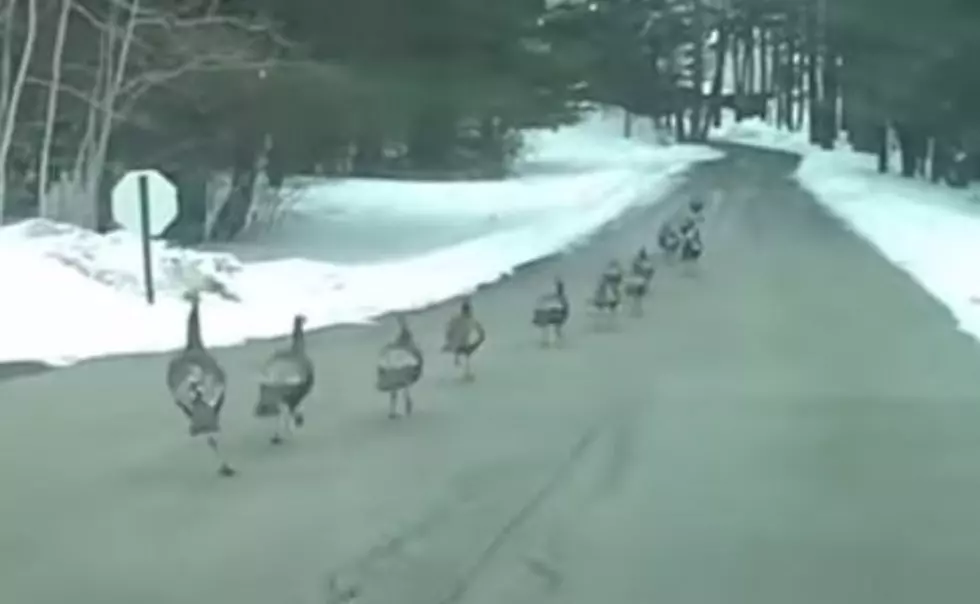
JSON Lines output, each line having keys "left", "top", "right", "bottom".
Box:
{"left": 138, "top": 174, "right": 155, "bottom": 305}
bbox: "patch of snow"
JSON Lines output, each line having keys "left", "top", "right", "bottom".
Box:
{"left": 710, "top": 108, "right": 812, "bottom": 154}
{"left": 0, "top": 108, "right": 721, "bottom": 366}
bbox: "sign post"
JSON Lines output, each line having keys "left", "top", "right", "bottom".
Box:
{"left": 138, "top": 175, "right": 155, "bottom": 305}
{"left": 111, "top": 169, "right": 178, "bottom": 306}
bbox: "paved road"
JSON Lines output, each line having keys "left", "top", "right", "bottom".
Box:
{"left": 3, "top": 146, "right": 980, "bottom": 604}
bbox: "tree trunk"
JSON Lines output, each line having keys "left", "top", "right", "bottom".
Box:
{"left": 707, "top": 21, "right": 730, "bottom": 128}
{"left": 266, "top": 136, "right": 285, "bottom": 188}
{"left": 876, "top": 123, "right": 888, "bottom": 173}
{"left": 732, "top": 30, "right": 745, "bottom": 97}
{"left": 895, "top": 124, "right": 920, "bottom": 178}
{"left": 210, "top": 130, "right": 260, "bottom": 241}
{"left": 72, "top": 33, "right": 102, "bottom": 180}
{"left": 96, "top": 162, "right": 119, "bottom": 230}
{"left": 759, "top": 25, "right": 769, "bottom": 96}
{"left": 0, "top": 0, "right": 37, "bottom": 223}
{"left": 689, "top": 0, "right": 706, "bottom": 140}
{"left": 775, "top": 31, "right": 788, "bottom": 127}
{"left": 0, "top": 0, "right": 14, "bottom": 119}
{"left": 931, "top": 136, "right": 947, "bottom": 183}
{"left": 816, "top": 0, "right": 836, "bottom": 148}
{"left": 745, "top": 26, "right": 755, "bottom": 95}
{"left": 915, "top": 131, "right": 928, "bottom": 177}
{"left": 674, "top": 104, "right": 687, "bottom": 141}
{"left": 821, "top": 50, "right": 839, "bottom": 147}
{"left": 787, "top": 34, "right": 799, "bottom": 130}
{"left": 38, "top": 0, "right": 71, "bottom": 217}
{"left": 805, "top": 0, "right": 820, "bottom": 144}
{"left": 93, "top": 0, "right": 139, "bottom": 231}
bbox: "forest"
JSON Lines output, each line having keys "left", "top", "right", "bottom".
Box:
{"left": 0, "top": 0, "right": 976, "bottom": 242}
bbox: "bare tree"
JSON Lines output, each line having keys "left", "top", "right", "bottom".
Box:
{"left": 32, "top": 0, "right": 280, "bottom": 229}
{"left": 690, "top": 0, "right": 706, "bottom": 139}
{"left": 37, "top": 0, "right": 72, "bottom": 217}
{"left": 55, "top": 0, "right": 139, "bottom": 228}
{"left": 0, "top": 0, "right": 37, "bottom": 222}
{"left": 0, "top": 0, "right": 14, "bottom": 118}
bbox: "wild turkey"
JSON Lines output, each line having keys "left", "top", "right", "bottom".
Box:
{"left": 689, "top": 197, "right": 706, "bottom": 220}
{"left": 624, "top": 247, "right": 655, "bottom": 315}
{"left": 532, "top": 278, "right": 569, "bottom": 347}
{"left": 631, "top": 247, "right": 655, "bottom": 281}
{"left": 165, "top": 291, "right": 235, "bottom": 477}
{"left": 442, "top": 297, "right": 486, "bottom": 381}
{"left": 678, "top": 215, "right": 697, "bottom": 236}
{"left": 679, "top": 225, "right": 704, "bottom": 275}
{"left": 590, "top": 263, "right": 622, "bottom": 325}
{"left": 658, "top": 221, "right": 680, "bottom": 260}
{"left": 377, "top": 315, "right": 424, "bottom": 419}
{"left": 680, "top": 223, "right": 703, "bottom": 257}
{"left": 255, "top": 314, "right": 314, "bottom": 445}
{"left": 602, "top": 259, "right": 623, "bottom": 288}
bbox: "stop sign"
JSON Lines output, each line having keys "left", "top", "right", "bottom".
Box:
{"left": 111, "top": 169, "right": 178, "bottom": 236}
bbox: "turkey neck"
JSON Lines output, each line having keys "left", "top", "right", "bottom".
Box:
{"left": 186, "top": 300, "right": 204, "bottom": 350}
{"left": 291, "top": 318, "right": 306, "bottom": 353}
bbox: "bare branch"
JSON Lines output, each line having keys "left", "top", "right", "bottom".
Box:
{"left": 69, "top": 1, "right": 106, "bottom": 30}
{"left": 26, "top": 52, "right": 278, "bottom": 126}
{"left": 118, "top": 57, "right": 277, "bottom": 107}
{"left": 79, "top": 0, "right": 292, "bottom": 49}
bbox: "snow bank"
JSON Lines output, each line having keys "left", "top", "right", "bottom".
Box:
{"left": 710, "top": 109, "right": 811, "bottom": 154}
{"left": 0, "top": 108, "right": 721, "bottom": 366}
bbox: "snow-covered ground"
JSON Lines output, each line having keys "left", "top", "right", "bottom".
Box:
{"left": 218, "top": 112, "right": 678, "bottom": 265}
{"left": 712, "top": 109, "right": 980, "bottom": 344}
{"left": 710, "top": 111, "right": 814, "bottom": 155}
{"left": 0, "top": 106, "right": 720, "bottom": 366}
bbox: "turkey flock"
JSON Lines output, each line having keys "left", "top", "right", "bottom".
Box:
{"left": 166, "top": 199, "right": 707, "bottom": 477}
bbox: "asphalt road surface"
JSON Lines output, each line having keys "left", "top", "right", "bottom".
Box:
{"left": 3, "top": 145, "right": 980, "bottom": 604}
